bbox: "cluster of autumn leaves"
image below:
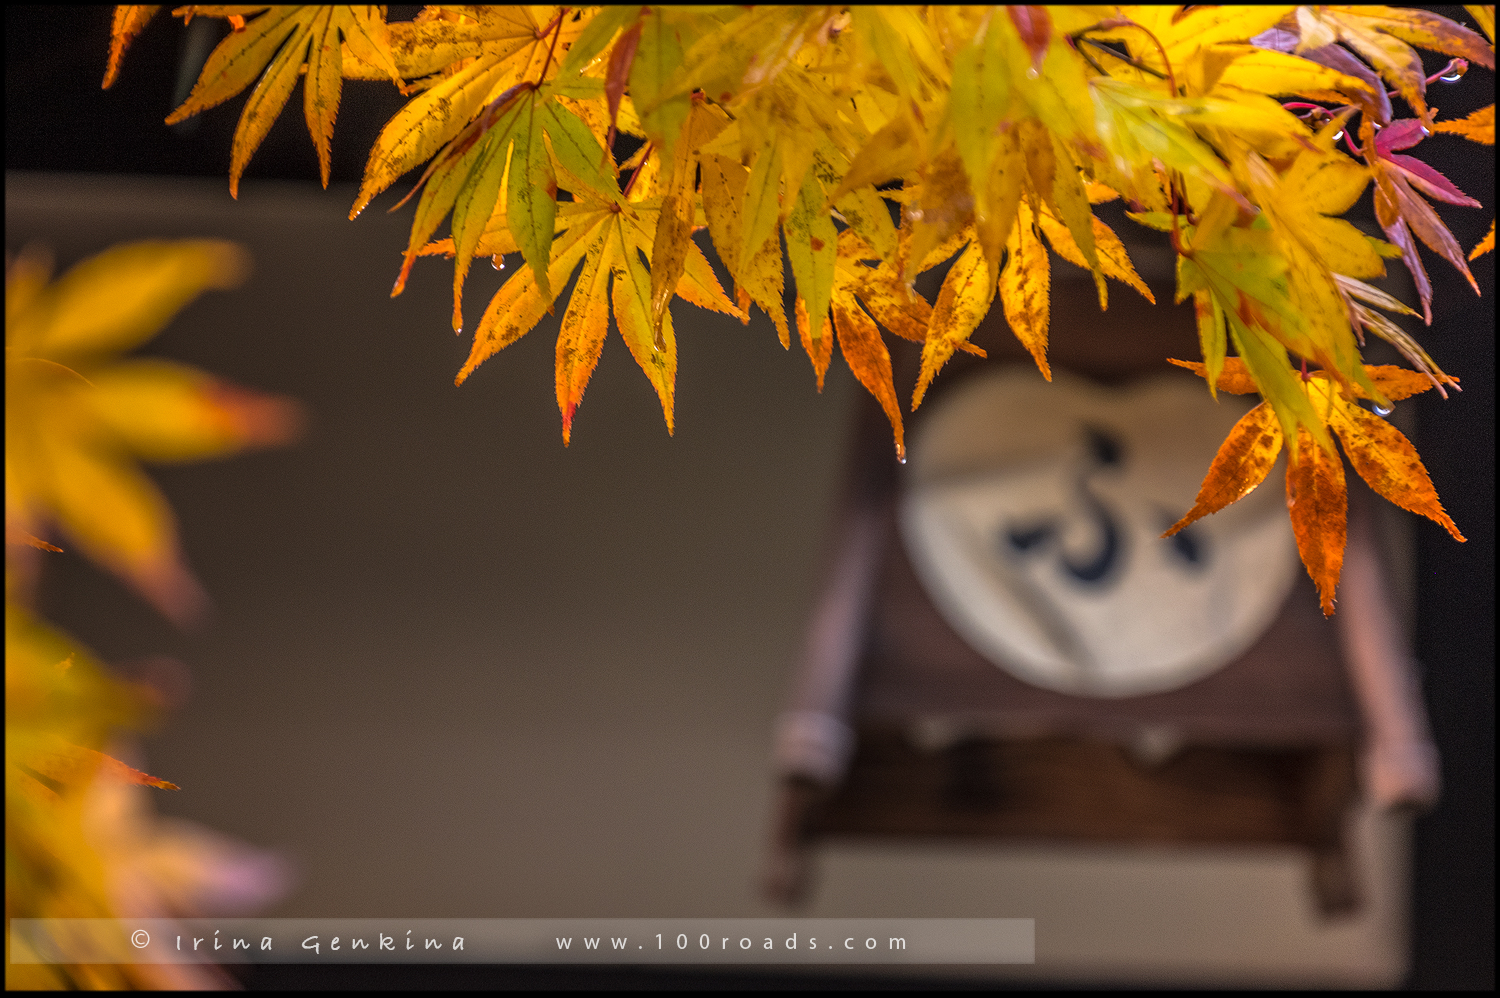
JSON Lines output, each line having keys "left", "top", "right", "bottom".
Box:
{"left": 102, "top": 4, "right": 1491, "bottom": 615}
{"left": 5, "top": 240, "right": 300, "bottom": 985}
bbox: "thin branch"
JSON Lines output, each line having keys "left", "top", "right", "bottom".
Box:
{"left": 1074, "top": 36, "right": 1166, "bottom": 81}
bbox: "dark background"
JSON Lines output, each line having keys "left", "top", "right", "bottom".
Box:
{"left": 7, "top": 6, "right": 1492, "bottom": 989}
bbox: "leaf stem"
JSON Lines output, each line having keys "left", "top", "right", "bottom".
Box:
{"left": 1072, "top": 39, "right": 1110, "bottom": 78}
{"left": 537, "top": 7, "right": 569, "bottom": 81}
{"left": 1124, "top": 21, "right": 1178, "bottom": 96}
{"left": 1073, "top": 36, "right": 1166, "bottom": 81}
{"left": 622, "top": 142, "right": 655, "bottom": 198}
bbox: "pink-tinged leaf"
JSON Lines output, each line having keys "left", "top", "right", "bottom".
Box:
{"left": 1383, "top": 153, "right": 1483, "bottom": 206}
{"left": 1007, "top": 6, "right": 1052, "bottom": 73}
{"left": 1386, "top": 170, "right": 1482, "bottom": 294}
{"left": 1373, "top": 168, "right": 1435, "bottom": 321}
{"left": 1251, "top": 25, "right": 1301, "bottom": 53}
{"left": 1378, "top": 210, "right": 1434, "bottom": 324}
{"left": 1296, "top": 44, "right": 1393, "bottom": 124}
{"left": 1375, "top": 118, "right": 1429, "bottom": 153}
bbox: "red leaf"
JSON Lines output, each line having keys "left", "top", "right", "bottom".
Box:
{"left": 27, "top": 744, "right": 181, "bottom": 791}
{"left": 606, "top": 20, "right": 643, "bottom": 147}
{"left": 1375, "top": 118, "right": 1429, "bottom": 153}
{"left": 1373, "top": 175, "right": 1435, "bottom": 323}
{"left": 94, "top": 750, "right": 183, "bottom": 790}
{"left": 1386, "top": 169, "right": 1481, "bottom": 294}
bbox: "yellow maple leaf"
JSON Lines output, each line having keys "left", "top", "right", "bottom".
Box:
{"left": 5, "top": 241, "right": 301, "bottom": 624}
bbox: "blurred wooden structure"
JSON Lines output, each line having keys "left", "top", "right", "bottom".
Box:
{"left": 766, "top": 265, "right": 1438, "bottom": 917}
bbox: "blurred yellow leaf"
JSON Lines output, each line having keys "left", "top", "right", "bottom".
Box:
{"left": 5, "top": 241, "right": 301, "bottom": 624}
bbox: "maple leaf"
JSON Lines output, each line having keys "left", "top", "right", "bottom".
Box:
{"left": 351, "top": 6, "right": 588, "bottom": 217}
{"left": 815, "top": 226, "right": 983, "bottom": 458}
{"left": 1226, "top": 123, "right": 1387, "bottom": 410}
{"left": 1166, "top": 358, "right": 1464, "bottom": 615}
{"left": 24, "top": 740, "right": 181, "bottom": 793}
{"left": 1432, "top": 102, "right": 1496, "bottom": 144}
{"left": 650, "top": 99, "right": 733, "bottom": 340}
{"left": 1363, "top": 117, "right": 1484, "bottom": 322}
{"left": 994, "top": 205, "right": 1047, "bottom": 383}
{"left": 142, "top": 7, "right": 401, "bottom": 195}
{"left": 699, "top": 150, "right": 792, "bottom": 346}
{"left": 5, "top": 242, "right": 301, "bottom": 625}
{"left": 1471, "top": 220, "right": 1497, "bottom": 260}
{"left": 1432, "top": 102, "right": 1496, "bottom": 259}
{"left": 446, "top": 186, "right": 737, "bottom": 445}
{"left": 831, "top": 296, "right": 905, "bottom": 462}
{"left": 106, "top": 4, "right": 1493, "bottom": 614}
{"left": 1335, "top": 272, "right": 1458, "bottom": 397}
{"left": 1266, "top": 6, "right": 1495, "bottom": 128}
{"left": 5, "top": 604, "right": 156, "bottom": 985}
{"left": 5, "top": 602, "right": 286, "bottom": 988}
{"left": 1145, "top": 208, "right": 1335, "bottom": 453}
{"left": 101, "top": 5, "right": 160, "bottom": 89}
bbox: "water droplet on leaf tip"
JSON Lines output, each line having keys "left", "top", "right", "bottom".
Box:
{"left": 1375, "top": 404, "right": 1392, "bottom": 416}
{"left": 1330, "top": 130, "right": 1343, "bottom": 143}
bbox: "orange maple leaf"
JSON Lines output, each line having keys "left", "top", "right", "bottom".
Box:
{"left": 20, "top": 742, "right": 181, "bottom": 797}
{"left": 1166, "top": 358, "right": 1464, "bottom": 615}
